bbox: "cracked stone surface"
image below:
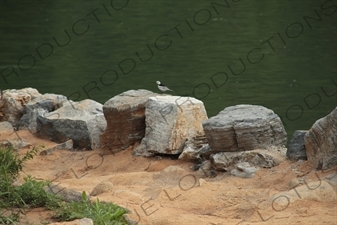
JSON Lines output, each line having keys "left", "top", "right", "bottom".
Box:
{"left": 134, "top": 96, "right": 208, "bottom": 156}
{"left": 304, "top": 107, "right": 337, "bottom": 170}
{"left": 100, "top": 89, "right": 160, "bottom": 153}
{"left": 202, "top": 104, "right": 287, "bottom": 152}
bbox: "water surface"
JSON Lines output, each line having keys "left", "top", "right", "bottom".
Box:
{"left": 1, "top": 0, "right": 336, "bottom": 141}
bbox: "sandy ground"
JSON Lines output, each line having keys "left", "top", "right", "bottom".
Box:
{"left": 1, "top": 130, "right": 337, "bottom": 225}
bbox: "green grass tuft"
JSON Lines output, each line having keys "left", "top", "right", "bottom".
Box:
{"left": 54, "top": 191, "right": 128, "bottom": 225}
{"left": 0, "top": 145, "right": 130, "bottom": 225}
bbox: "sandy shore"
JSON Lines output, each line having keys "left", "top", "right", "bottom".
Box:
{"left": 1, "top": 130, "right": 336, "bottom": 225}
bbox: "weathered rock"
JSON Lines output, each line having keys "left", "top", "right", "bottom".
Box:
{"left": 195, "top": 160, "right": 218, "bottom": 178}
{"left": 134, "top": 96, "right": 208, "bottom": 156}
{"left": 0, "top": 88, "right": 41, "bottom": 126}
{"left": 210, "top": 146, "right": 287, "bottom": 171}
{"left": 0, "top": 138, "right": 30, "bottom": 150}
{"left": 288, "top": 178, "right": 301, "bottom": 188}
{"left": 325, "top": 170, "right": 337, "bottom": 186}
{"left": 40, "top": 139, "right": 73, "bottom": 155}
{"left": 18, "top": 93, "right": 68, "bottom": 132}
{"left": 199, "top": 144, "right": 213, "bottom": 160}
{"left": 287, "top": 130, "right": 308, "bottom": 161}
{"left": 202, "top": 105, "right": 287, "bottom": 152}
{"left": 178, "top": 135, "right": 208, "bottom": 161}
{"left": 45, "top": 184, "right": 88, "bottom": 202}
{"left": 231, "top": 162, "right": 259, "bottom": 178}
{"left": 89, "top": 181, "right": 113, "bottom": 196}
{"left": 19, "top": 108, "right": 47, "bottom": 133}
{"left": 179, "top": 143, "right": 204, "bottom": 161}
{"left": 100, "top": 89, "right": 159, "bottom": 152}
{"left": 305, "top": 107, "right": 337, "bottom": 170}
{"left": 36, "top": 99, "right": 106, "bottom": 149}
{"left": 0, "top": 121, "right": 14, "bottom": 132}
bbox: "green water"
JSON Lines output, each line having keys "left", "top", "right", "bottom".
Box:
{"left": 1, "top": 0, "right": 336, "bottom": 141}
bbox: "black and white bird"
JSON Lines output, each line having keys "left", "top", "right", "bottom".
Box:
{"left": 156, "top": 81, "right": 174, "bottom": 92}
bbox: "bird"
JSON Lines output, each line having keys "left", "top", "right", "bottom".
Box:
{"left": 156, "top": 81, "right": 174, "bottom": 92}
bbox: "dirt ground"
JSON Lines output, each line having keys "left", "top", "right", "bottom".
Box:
{"left": 1, "top": 130, "right": 337, "bottom": 225}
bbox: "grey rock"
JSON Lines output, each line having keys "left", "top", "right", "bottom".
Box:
{"left": 237, "top": 162, "right": 259, "bottom": 173}
{"left": 305, "top": 107, "right": 337, "bottom": 170}
{"left": 26, "top": 93, "right": 66, "bottom": 111}
{"left": 178, "top": 135, "right": 208, "bottom": 161}
{"left": 45, "top": 184, "right": 88, "bottom": 203}
{"left": 39, "top": 139, "right": 73, "bottom": 155}
{"left": 0, "top": 121, "right": 14, "bottom": 132}
{"left": 19, "top": 93, "right": 68, "bottom": 132}
{"left": 210, "top": 152, "right": 242, "bottom": 172}
{"left": 134, "top": 96, "right": 208, "bottom": 156}
{"left": 196, "top": 160, "right": 217, "bottom": 178}
{"left": 203, "top": 105, "right": 287, "bottom": 152}
{"left": 230, "top": 169, "right": 254, "bottom": 178}
{"left": 210, "top": 146, "right": 287, "bottom": 171}
{"left": 324, "top": 171, "right": 337, "bottom": 186}
{"left": 231, "top": 162, "right": 259, "bottom": 178}
{"left": 100, "top": 89, "right": 159, "bottom": 152}
{"left": 287, "top": 130, "right": 308, "bottom": 161}
{"left": 19, "top": 107, "right": 48, "bottom": 133}
{"left": 125, "top": 217, "right": 140, "bottom": 225}
{"left": 0, "top": 138, "right": 30, "bottom": 150}
{"left": 0, "top": 88, "right": 41, "bottom": 126}
{"left": 36, "top": 99, "right": 106, "bottom": 150}
{"left": 89, "top": 181, "right": 113, "bottom": 196}
{"left": 199, "top": 144, "right": 213, "bottom": 160}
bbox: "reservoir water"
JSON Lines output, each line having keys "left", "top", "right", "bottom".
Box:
{"left": 1, "top": 0, "right": 336, "bottom": 141}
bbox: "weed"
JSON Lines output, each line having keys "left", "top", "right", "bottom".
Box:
{"left": 13, "top": 176, "right": 61, "bottom": 209}
{"left": 0, "top": 145, "right": 41, "bottom": 224}
{"left": 0, "top": 145, "right": 129, "bottom": 224}
{"left": 54, "top": 191, "right": 128, "bottom": 225}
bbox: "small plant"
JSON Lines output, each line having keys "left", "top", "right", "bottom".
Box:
{"left": 0, "top": 145, "right": 130, "bottom": 225}
{"left": 0, "top": 145, "right": 46, "bottom": 224}
{"left": 0, "top": 144, "right": 39, "bottom": 180}
{"left": 13, "top": 176, "right": 61, "bottom": 209}
{"left": 54, "top": 191, "right": 128, "bottom": 225}
{"left": 0, "top": 208, "right": 20, "bottom": 225}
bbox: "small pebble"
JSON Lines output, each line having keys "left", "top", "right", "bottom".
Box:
{"left": 288, "top": 178, "right": 300, "bottom": 188}
{"left": 199, "top": 178, "right": 206, "bottom": 187}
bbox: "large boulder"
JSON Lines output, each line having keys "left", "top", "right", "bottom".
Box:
{"left": 134, "top": 96, "right": 208, "bottom": 157}
{"left": 0, "top": 88, "right": 41, "bottom": 126}
{"left": 18, "top": 93, "right": 68, "bottom": 132}
{"left": 35, "top": 99, "right": 106, "bottom": 149}
{"left": 304, "top": 107, "right": 337, "bottom": 170}
{"left": 287, "top": 130, "right": 308, "bottom": 161}
{"left": 202, "top": 105, "right": 287, "bottom": 152}
{"left": 100, "top": 89, "right": 160, "bottom": 152}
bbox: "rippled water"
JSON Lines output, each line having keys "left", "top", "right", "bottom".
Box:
{"left": 1, "top": 0, "right": 336, "bottom": 141}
